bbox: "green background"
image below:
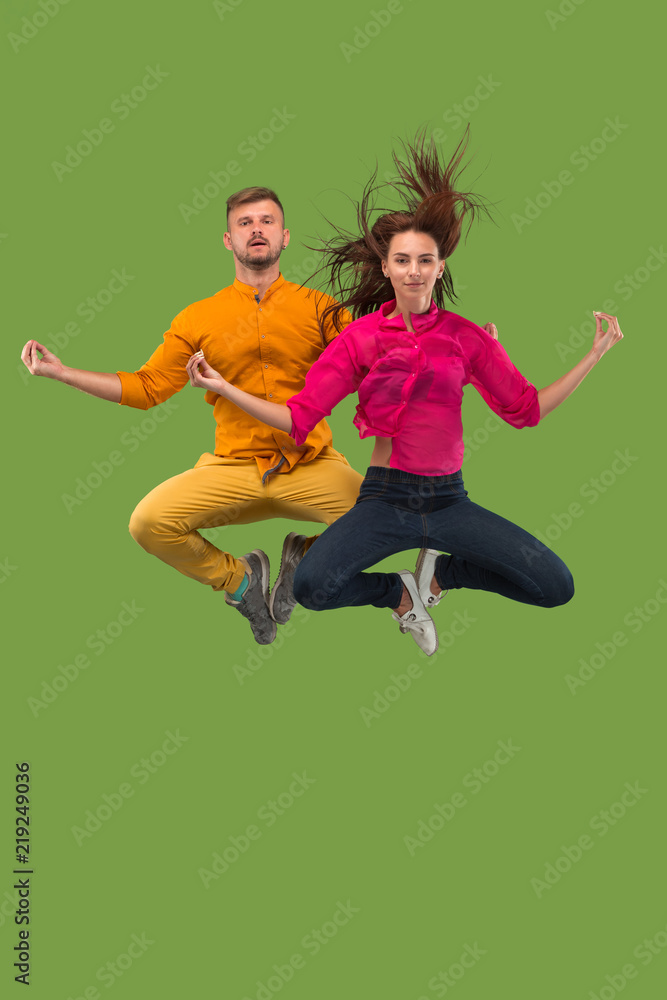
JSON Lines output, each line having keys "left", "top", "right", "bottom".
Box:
{"left": 2, "top": 0, "right": 664, "bottom": 997}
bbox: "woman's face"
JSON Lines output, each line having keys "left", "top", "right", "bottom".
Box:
{"left": 382, "top": 231, "right": 445, "bottom": 303}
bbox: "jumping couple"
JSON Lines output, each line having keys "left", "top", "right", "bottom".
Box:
{"left": 21, "top": 128, "right": 623, "bottom": 654}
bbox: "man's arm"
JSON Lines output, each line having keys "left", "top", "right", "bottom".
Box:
{"left": 21, "top": 340, "right": 121, "bottom": 402}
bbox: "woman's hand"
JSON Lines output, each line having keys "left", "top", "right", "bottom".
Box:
{"left": 186, "top": 351, "right": 227, "bottom": 395}
{"left": 537, "top": 311, "right": 625, "bottom": 419}
{"left": 592, "top": 312, "right": 624, "bottom": 359}
{"left": 483, "top": 323, "right": 499, "bottom": 340}
{"left": 185, "top": 351, "right": 293, "bottom": 432}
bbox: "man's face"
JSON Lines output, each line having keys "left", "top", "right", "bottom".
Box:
{"left": 223, "top": 199, "right": 289, "bottom": 270}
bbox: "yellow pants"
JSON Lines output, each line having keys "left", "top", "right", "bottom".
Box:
{"left": 128, "top": 447, "right": 363, "bottom": 594}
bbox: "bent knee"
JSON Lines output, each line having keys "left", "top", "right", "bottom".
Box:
{"left": 541, "top": 568, "right": 575, "bottom": 608}
{"left": 128, "top": 505, "right": 152, "bottom": 547}
{"left": 128, "top": 502, "right": 172, "bottom": 550}
{"left": 293, "top": 563, "right": 318, "bottom": 610}
{"left": 293, "top": 562, "right": 339, "bottom": 611}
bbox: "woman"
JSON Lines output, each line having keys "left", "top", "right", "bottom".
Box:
{"left": 186, "top": 129, "right": 623, "bottom": 655}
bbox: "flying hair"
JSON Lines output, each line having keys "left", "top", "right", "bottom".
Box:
{"left": 310, "top": 125, "right": 493, "bottom": 332}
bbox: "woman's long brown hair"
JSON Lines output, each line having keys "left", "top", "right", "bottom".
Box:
{"left": 311, "top": 125, "right": 493, "bottom": 332}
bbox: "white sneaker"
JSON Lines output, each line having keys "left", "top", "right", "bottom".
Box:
{"left": 414, "top": 548, "right": 448, "bottom": 610}
{"left": 391, "top": 570, "right": 438, "bottom": 656}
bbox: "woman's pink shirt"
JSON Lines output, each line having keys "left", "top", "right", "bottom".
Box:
{"left": 287, "top": 299, "right": 541, "bottom": 475}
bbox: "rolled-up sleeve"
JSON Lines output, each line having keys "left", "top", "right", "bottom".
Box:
{"left": 286, "top": 331, "right": 365, "bottom": 445}
{"left": 116, "top": 310, "right": 195, "bottom": 409}
{"left": 466, "top": 326, "right": 540, "bottom": 428}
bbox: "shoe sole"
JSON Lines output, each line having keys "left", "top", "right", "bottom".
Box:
{"left": 269, "top": 532, "right": 301, "bottom": 624}
{"left": 246, "top": 548, "right": 272, "bottom": 610}
{"left": 414, "top": 548, "right": 429, "bottom": 598}
{"left": 243, "top": 549, "right": 276, "bottom": 643}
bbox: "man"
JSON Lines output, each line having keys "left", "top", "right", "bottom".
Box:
{"left": 20, "top": 186, "right": 363, "bottom": 645}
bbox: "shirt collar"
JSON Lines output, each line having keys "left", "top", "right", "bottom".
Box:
{"left": 233, "top": 273, "right": 285, "bottom": 300}
{"left": 379, "top": 298, "right": 441, "bottom": 335}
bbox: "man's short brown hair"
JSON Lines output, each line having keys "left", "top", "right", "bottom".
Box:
{"left": 226, "top": 187, "right": 285, "bottom": 225}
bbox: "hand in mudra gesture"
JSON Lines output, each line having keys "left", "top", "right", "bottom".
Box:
{"left": 592, "top": 312, "right": 623, "bottom": 358}
{"left": 21, "top": 340, "right": 65, "bottom": 379}
{"left": 186, "top": 351, "right": 227, "bottom": 393}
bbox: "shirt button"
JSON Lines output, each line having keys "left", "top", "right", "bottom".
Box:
{"left": 269, "top": 393, "right": 273, "bottom": 398}
{"left": 264, "top": 364, "right": 269, "bottom": 368}
{"left": 261, "top": 335, "right": 265, "bottom": 338}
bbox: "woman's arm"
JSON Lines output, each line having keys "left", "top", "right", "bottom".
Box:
{"left": 537, "top": 312, "right": 623, "bottom": 419}
{"left": 185, "top": 352, "right": 293, "bottom": 432}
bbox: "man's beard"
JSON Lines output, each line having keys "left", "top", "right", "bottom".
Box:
{"left": 235, "top": 241, "right": 283, "bottom": 271}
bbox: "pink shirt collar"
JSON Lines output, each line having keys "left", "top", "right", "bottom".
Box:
{"left": 378, "top": 298, "right": 441, "bottom": 335}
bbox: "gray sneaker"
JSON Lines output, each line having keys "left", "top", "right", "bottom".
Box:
{"left": 269, "top": 532, "right": 307, "bottom": 625}
{"left": 225, "top": 550, "right": 276, "bottom": 645}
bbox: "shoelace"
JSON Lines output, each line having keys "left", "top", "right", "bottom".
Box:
{"left": 398, "top": 611, "right": 421, "bottom": 634}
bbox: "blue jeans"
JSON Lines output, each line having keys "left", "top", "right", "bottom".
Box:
{"left": 293, "top": 466, "right": 574, "bottom": 611}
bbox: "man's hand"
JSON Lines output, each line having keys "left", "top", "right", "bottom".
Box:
{"left": 21, "top": 340, "right": 65, "bottom": 379}
{"left": 186, "top": 351, "right": 227, "bottom": 394}
{"left": 483, "top": 323, "right": 499, "bottom": 340}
